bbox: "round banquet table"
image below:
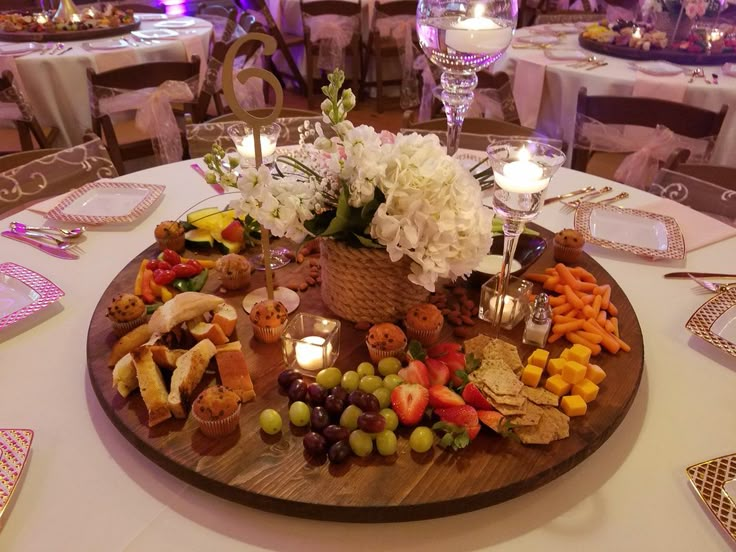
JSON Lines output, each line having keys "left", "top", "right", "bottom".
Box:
{"left": 0, "top": 17, "right": 212, "bottom": 146}
{"left": 496, "top": 26, "right": 736, "bottom": 168}
{"left": 1, "top": 153, "right": 736, "bottom": 551}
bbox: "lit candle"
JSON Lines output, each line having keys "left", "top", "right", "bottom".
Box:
{"left": 632, "top": 26, "right": 642, "bottom": 39}
{"left": 36, "top": 14, "right": 48, "bottom": 24}
{"left": 235, "top": 134, "right": 277, "bottom": 160}
{"left": 486, "top": 295, "right": 516, "bottom": 324}
{"left": 495, "top": 146, "right": 549, "bottom": 193}
{"left": 70, "top": 13, "right": 80, "bottom": 23}
{"left": 709, "top": 29, "right": 722, "bottom": 42}
{"left": 86, "top": 8, "right": 95, "bottom": 18}
{"left": 445, "top": 4, "right": 513, "bottom": 54}
{"left": 295, "top": 336, "right": 331, "bottom": 372}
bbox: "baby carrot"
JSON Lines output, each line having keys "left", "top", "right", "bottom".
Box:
{"left": 600, "top": 285, "right": 612, "bottom": 309}
{"left": 578, "top": 281, "right": 598, "bottom": 292}
{"left": 543, "top": 276, "right": 560, "bottom": 291}
{"left": 577, "top": 330, "right": 603, "bottom": 344}
{"left": 548, "top": 332, "right": 562, "bottom": 343}
{"left": 549, "top": 295, "right": 567, "bottom": 307}
{"left": 607, "top": 301, "right": 619, "bottom": 317}
{"left": 556, "top": 263, "right": 580, "bottom": 290}
{"left": 566, "top": 332, "right": 602, "bottom": 355}
{"left": 526, "top": 273, "right": 549, "bottom": 283}
{"left": 564, "top": 285, "right": 584, "bottom": 310}
{"left": 552, "top": 319, "right": 585, "bottom": 335}
{"left": 581, "top": 294, "right": 595, "bottom": 305}
{"left": 583, "top": 319, "right": 621, "bottom": 354}
{"left": 553, "top": 314, "right": 579, "bottom": 324}
{"left": 592, "top": 294, "right": 602, "bottom": 317}
{"left": 571, "top": 267, "right": 597, "bottom": 283}
{"left": 596, "top": 310, "right": 607, "bottom": 326}
{"left": 604, "top": 320, "right": 616, "bottom": 335}
{"left": 610, "top": 317, "right": 620, "bottom": 337}
{"left": 552, "top": 303, "right": 573, "bottom": 316}
{"left": 544, "top": 268, "right": 558, "bottom": 275}
{"left": 582, "top": 305, "right": 596, "bottom": 319}
{"left": 568, "top": 309, "right": 580, "bottom": 319}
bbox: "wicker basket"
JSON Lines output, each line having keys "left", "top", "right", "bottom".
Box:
{"left": 319, "top": 239, "right": 430, "bottom": 323}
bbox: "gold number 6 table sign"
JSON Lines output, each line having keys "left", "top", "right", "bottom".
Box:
{"left": 221, "top": 32, "right": 284, "bottom": 300}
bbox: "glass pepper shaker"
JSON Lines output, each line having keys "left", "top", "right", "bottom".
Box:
{"left": 523, "top": 293, "right": 552, "bottom": 348}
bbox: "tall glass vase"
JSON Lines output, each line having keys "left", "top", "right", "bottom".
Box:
{"left": 417, "top": 0, "right": 517, "bottom": 155}
{"left": 485, "top": 139, "right": 565, "bottom": 335}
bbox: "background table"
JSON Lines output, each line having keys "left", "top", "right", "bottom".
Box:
{"left": 0, "top": 17, "right": 212, "bottom": 146}
{"left": 497, "top": 27, "right": 736, "bottom": 167}
{"left": 1, "top": 156, "right": 735, "bottom": 550}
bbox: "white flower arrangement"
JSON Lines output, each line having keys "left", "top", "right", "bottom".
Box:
{"left": 236, "top": 70, "right": 492, "bottom": 292}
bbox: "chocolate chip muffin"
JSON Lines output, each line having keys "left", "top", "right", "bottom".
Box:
{"left": 106, "top": 293, "right": 147, "bottom": 336}
{"left": 553, "top": 229, "right": 585, "bottom": 264}
{"left": 366, "top": 323, "right": 407, "bottom": 364}
{"left": 191, "top": 385, "right": 241, "bottom": 437}
{"left": 404, "top": 303, "right": 444, "bottom": 346}
{"left": 249, "top": 300, "right": 288, "bottom": 343}
{"left": 154, "top": 221, "right": 186, "bottom": 253}
{"left": 215, "top": 254, "right": 251, "bottom": 291}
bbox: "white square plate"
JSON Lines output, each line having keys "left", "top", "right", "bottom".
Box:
{"left": 154, "top": 17, "right": 196, "bottom": 28}
{"left": 686, "top": 453, "right": 736, "bottom": 543}
{"left": 687, "top": 288, "right": 736, "bottom": 358}
{"left": 632, "top": 60, "right": 684, "bottom": 76}
{"left": 0, "top": 42, "right": 41, "bottom": 56}
{"left": 544, "top": 48, "right": 590, "bottom": 61}
{"left": 131, "top": 28, "right": 179, "bottom": 39}
{"left": 135, "top": 13, "right": 168, "bottom": 20}
{"left": 0, "top": 263, "right": 64, "bottom": 330}
{"left": 516, "top": 34, "right": 560, "bottom": 45}
{"left": 85, "top": 38, "right": 130, "bottom": 51}
{"left": 532, "top": 23, "right": 578, "bottom": 34}
{"left": 47, "top": 181, "right": 165, "bottom": 225}
{"left": 723, "top": 63, "right": 736, "bottom": 77}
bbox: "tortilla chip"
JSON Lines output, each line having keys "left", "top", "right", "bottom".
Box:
{"left": 513, "top": 406, "right": 570, "bottom": 445}
{"left": 473, "top": 359, "right": 524, "bottom": 396}
{"left": 485, "top": 395, "right": 527, "bottom": 416}
{"left": 507, "top": 402, "right": 543, "bottom": 427}
{"left": 521, "top": 386, "right": 560, "bottom": 407}
{"left": 482, "top": 339, "right": 524, "bottom": 375}
{"left": 464, "top": 334, "right": 493, "bottom": 360}
{"left": 486, "top": 388, "right": 526, "bottom": 407}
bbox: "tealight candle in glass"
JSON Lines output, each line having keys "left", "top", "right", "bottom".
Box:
{"left": 282, "top": 313, "right": 341, "bottom": 377}
{"left": 479, "top": 275, "right": 532, "bottom": 330}
{"left": 227, "top": 123, "right": 281, "bottom": 167}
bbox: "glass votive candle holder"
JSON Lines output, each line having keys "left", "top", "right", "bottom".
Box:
{"left": 478, "top": 275, "right": 533, "bottom": 330}
{"left": 227, "top": 122, "right": 280, "bottom": 167}
{"left": 282, "top": 313, "right": 341, "bottom": 377}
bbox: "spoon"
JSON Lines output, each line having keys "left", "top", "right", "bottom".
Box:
{"left": 10, "top": 222, "right": 85, "bottom": 238}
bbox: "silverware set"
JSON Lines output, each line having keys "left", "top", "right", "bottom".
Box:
{"left": 688, "top": 273, "right": 736, "bottom": 294}
{"left": 568, "top": 56, "right": 608, "bottom": 70}
{"left": 559, "top": 186, "right": 631, "bottom": 212}
{"left": 688, "top": 67, "right": 715, "bottom": 84}
{"left": 39, "top": 42, "right": 68, "bottom": 55}
{"left": 5, "top": 222, "right": 86, "bottom": 257}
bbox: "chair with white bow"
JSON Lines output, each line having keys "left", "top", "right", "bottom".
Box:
{"left": 87, "top": 57, "right": 201, "bottom": 175}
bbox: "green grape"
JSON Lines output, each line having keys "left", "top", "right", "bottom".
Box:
{"left": 409, "top": 426, "right": 434, "bottom": 453}
{"left": 356, "top": 362, "right": 375, "bottom": 378}
{"left": 316, "top": 367, "right": 342, "bottom": 389}
{"left": 375, "top": 430, "right": 398, "bottom": 456}
{"left": 259, "top": 409, "right": 282, "bottom": 435}
{"left": 341, "top": 370, "right": 360, "bottom": 392}
{"left": 349, "top": 430, "right": 373, "bottom": 457}
{"left": 289, "top": 401, "right": 311, "bottom": 427}
{"left": 382, "top": 374, "right": 403, "bottom": 391}
{"left": 380, "top": 408, "right": 399, "bottom": 431}
{"left": 372, "top": 387, "right": 391, "bottom": 409}
{"left": 377, "top": 357, "right": 402, "bottom": 376}
{"left": 358, "top": 375, "right": 383, "bottom": 394}
{"left": 339, "top": 404, "right": 363, "bottom": 431}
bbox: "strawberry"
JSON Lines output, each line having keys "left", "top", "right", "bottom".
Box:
{"left": 428, "top": 385, "right": 465, "bottom": 409}
{"left": 461, "top": 383, "right": 493, "bottom": 410}
{"left": 425, "top": 358, "right": 450, "bottom": 386}
{"left": 435, "top": 405, "right": 478, "bottom": 428}
{"left": 477, "top": 409, "right": 504, "bottom": 433}
{"left": 390, "top": 383, "right": 429, "bottom": 426}
{"left": 398, "top": 359, "right": 430, "bottom": 387}
{"left": 467, "top": 424, "right": 481, "bottom": 440}
{"left": 444, "top": 351, "right": 467, "bottom": 387}
{"left": 427, "top": 342, "right": 462, "bottom": 359}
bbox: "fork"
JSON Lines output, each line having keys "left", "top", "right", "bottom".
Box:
{"left": 688, "top": 273, "right": 736, "bottom": 293}
{"left": 9, "top": 228, "right": 80, "bottom": 252}
{"left": 560, "top": 186, "right": 613, "bottom": 213}
{"left": 594, "top": 192, "right": 629, "bottom": 205}
{"left": 568, "top": 56, "right": 598, "bottom": 68}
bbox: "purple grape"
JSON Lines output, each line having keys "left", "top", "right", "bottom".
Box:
{"left": 303, "top": 432, "right": 327, "bottom": 455}
{"left": 348, "top": 390, "right": 367, "bottom": 406}
{"left": 330, "top": 386, "right": 348, "bottom": 402}
{"left": 323, "top": 424, "right": 350, "bottom": 444}
{"left": 328, "top": 440, "right": 351, "bottom": 464}
{"left": 288, "top": 379, "right": 307, "bottom": 402}
{"left": 306, "top": 383, "right": 328, "bottom": 406}
{"left": 358, "top": 412, "right": 386, "bottom": 433}
{"left": 310, "top": 406, "right": 330, "bottom": 432}
{"left": 324, "top": 395, "right": 346, "bottom": 417}
{"left": 356, "top": 393, "right": 380, "bottom": 413}
{"left": 278, "top": 369, "right": 302, "bottom": 389}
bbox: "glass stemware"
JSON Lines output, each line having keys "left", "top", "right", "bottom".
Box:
{"left": 416, "top": 0, "right": 517, "bottom": 155}
{"left": 485, "top": 139, "right": 565, "bottom": 335}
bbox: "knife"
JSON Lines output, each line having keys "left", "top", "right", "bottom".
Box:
{"left": 544, "top": 186, "right": 596, "bottom": 205}
{"left": 190, "top": 163, "right": 225, "bottom": 194}
{"left": 2, "top": 231, "right": 79, "bottom": 260}
{"left": 664, "top": 272, "right": 736, "bottom": 279}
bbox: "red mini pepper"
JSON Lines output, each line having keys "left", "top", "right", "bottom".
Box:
{"left": 141, "top": 269, "right": 156, "bottom": 304}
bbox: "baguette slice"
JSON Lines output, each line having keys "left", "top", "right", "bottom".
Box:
{"left": 215, "top": 349, "right": 256, "bottom": 403}
{"left": 190, "top": 322, "right": 229, "bottom": 346}
{"left": 168, "top": 339, "right": 217, "bottom": 418}
{"left": 149, "top": 292, "right": 224, "bottom": 334}
{"left": 212, "top": 303, "right": 238, "bottom": 337}
{"left": 150, "top": 345, "right": 186, "bottom": 371}
{"left": 112, "top": 353, "right": 138, "bottom": 398}
{"left": 216, "top": 341, "right": 242, "bottom": 353}
{"left": 108, "top": 324, "right": 153, "bottom": 367}
{"left": 132, "top": 346, "right": 171, "bottom": 427}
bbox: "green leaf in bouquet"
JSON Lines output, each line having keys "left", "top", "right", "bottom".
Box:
{"left": 353, "top": 234, "right": 383, "bottom": 248}
{"left": 320, "top": 186, "right": 350, "bottom": 237}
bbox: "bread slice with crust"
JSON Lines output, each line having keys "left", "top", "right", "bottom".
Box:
{"left": 168, "top": 339, "right": 217, "bottom": 418}
{"left": 190, "top": 322, "right": 229, "bottom": 346}
{"left": 108, "top": 324, "right": 154, "bottom": 367}
{"left": 212, "top": 303, "right": 238, "bottom": 337}
{"left": 131, "top": 346, "right": 171, "bottom": 427}
{"left": 215, "top": 349, "right": 255, "bottom": 403}
{"left": 112, "top": 353, "right": 137, "bottom": 398}
{"left": 148, "top": 292, "right": 224, "bottom": 334}
{"left": 150, "top": 345, "right": 186, "bottom": 371}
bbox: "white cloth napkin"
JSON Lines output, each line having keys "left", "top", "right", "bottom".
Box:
{"left": 25, "top": 192, "right": 71, "bottom": 216}
{"left": 512, "top": 57, "right": 547, "bottom": 129}
{"left": 637, "top": 196, "right": 736, "bottom": 252}
{"left": 633, "top": 73, "right": 687, "bottom": 103}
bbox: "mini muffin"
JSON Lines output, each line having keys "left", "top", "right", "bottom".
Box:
{"left": 366, "top": 323, "right": 407, "bottom": 364}
{"left": 191, "top": 385, "right": 241, "bottom": 437}
{"left": 404, "top": 303, "right": 444, "bottom": 346}
{"left": 553, "top": 229, "right": 585, "bottom": 264}
{"left": 216, "top": 254, "right": 252, "bottom": 291}
{"left": 249, "top": 299, "right": 288, "bottom": 343}
{"left": 154, "top": 221, "right": 186, "bottom": 253}
{"left": 106, "top": 293, "right": 148, "bottom": 336}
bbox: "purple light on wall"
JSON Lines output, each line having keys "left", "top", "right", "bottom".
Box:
{"left": 162, "top": 1, "right": 186, "bottom": 16}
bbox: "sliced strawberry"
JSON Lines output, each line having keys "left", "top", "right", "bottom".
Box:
{"left": 398, "top": 359, "right": 430, "bottom": 387}
{"left": 478, "top": 410, "right": 504, "bottom": 433}
{"left": 221, "top": 219, "right": 245, "bottom": 243}
{"left": 461, "top": 383, "right": 493, "bottom": 410}
{"left": 435, "top": 405, "right": 478, "bottom": 428}
{"left": 427, "top": 342, "right": 462, "bottom": 359}
{"left": 428, "top": 385, "right": 465, "bottom": 409}
{"left": 425, "top": 358, "right": 450, "bottom": 386}
{"left": 443, "top": 351, "right": 467, "bottom": 386}
{"left": 467, "top": 424, "right": 481, "bottom": 440}
{"left": 390, "top": 383, "right": 429, "bottom": 426}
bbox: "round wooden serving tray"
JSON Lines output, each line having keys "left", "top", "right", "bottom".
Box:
{"left": 579, "top": 35, "right": 736, "bottom": 65}
{"left": 0, "top": 18, "right": 140, "bottom": 43}
{"left": 87, "top": 226, "right": 644, "bottom": 523}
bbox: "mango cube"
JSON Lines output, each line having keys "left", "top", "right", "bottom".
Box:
{"left": 527, "top": 349, "right": 549, "bottom": 369}
{"left": 560, "top": 348, "right": 572, "bottom": 360}
{"left": 561, "top": 395, "right": 587, "bottom": 417}
{"left": 545, "top": 374, "right": 571, "bottom": 396}
{"left": 561, "top": 361, "right": 587, "bottom": 385}
{"left": 586, "top": 363, "right": 607, "bottom": 385}
{"left": 571, "top": 378, "right": 599, "bottom": 403}
{"left": 547, "top": 357, "right": 566, "bottom": 376}
{"left": 568, "top": 344, "right": 592, "bottom": 366}
{"left": 521, "top": 364, "right": 543, "bottom": 388}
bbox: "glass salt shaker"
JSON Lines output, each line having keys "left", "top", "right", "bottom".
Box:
{"left": 523, "top": 293, "right": 552, "bottom": 348}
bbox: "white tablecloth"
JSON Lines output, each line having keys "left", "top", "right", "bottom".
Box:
{"left": 1, "top": 155, "right": 735, "bottom": 551}
{"left": 0, "top": 17, "right": 212, "bottom": 146}
{"left": 498, "top": 26, "right": 736, "bottom": 167}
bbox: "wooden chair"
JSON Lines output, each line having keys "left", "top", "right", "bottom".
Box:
{"left": 365, "top": 0, "right": 417, "bottom": 113}
{"left": 233, "top": 0, "right": 307, "bottom": 94}
{"left": 197, "top": 4, "right": 243, "bottom": 43}
{"left": 533, "top": 10, "right": 602, "bottom": 24}
{"left": 87, "top": 57, "right": 200, "bottom": 174}
{"left": 474, "top": 71, "right": 521, "bottom": 124}
{"left": 115, "top": 3, "right": 166, "bottom": 13}
{"left": 301, "top": 0, "right": 362, "bottom": 109}
{"left": 572, "top": 87, "right": 728, "bottom": 181}
{"left": 663, "top": 149, "right": 736, "bottom": 192}
{"left": 0, "top": 71, "right": 59, "bottom": 154}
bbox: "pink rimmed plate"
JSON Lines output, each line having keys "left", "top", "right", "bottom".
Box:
{"left": 0, "top": 429, "right": 33, "bottom": 523}
{"left": 47, "top": 181, "right": 165, "bottom": 225}
{"left": 0, "top": 263, "right": 64, "bottom": 330}
{"left": 686, "top": 453, "right": 736, "bottom": 543}
{"left": 686, "top": 287, "right": 736, "bottom": 358}
{"left": 574, "top": 202, "right": 685, "bottom": 260}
